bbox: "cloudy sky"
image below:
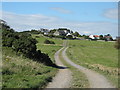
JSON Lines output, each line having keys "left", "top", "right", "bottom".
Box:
{"left": 1, "top": 2, "right": 118, "bottom": 38}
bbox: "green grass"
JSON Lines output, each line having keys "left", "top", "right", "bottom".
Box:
{"left": 33, "top": 34, "right": 63, "bottom": 62}
{"left": 66, "top": 40, "right": 118, "bottom": 87}
{"left": 2, "top": 34, "right": 63, "bottom": 88}
{"left": 2, "top": 47, "right": 57, "bottom": 88}
{"left": 32, "top": 34, "right": 63, "bottom": 45}
{"left": 59, "top": 47, "right": 89, "bottom": 88}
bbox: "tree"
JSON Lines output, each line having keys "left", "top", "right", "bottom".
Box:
{"left": 73, "top": 31, "right": 80, "bottom": 37}
{"left": 66, "top": 35, "right": 73, "bottom": 39}
{"left": 44, "top": 39, "right": 55, "bottom": 44}
{"left": 2, "top": 24, "right": 15, "bottom": 47}
{"left": 84, "top": 35, "right": 89, "bottom": 39}
{"left": 49, "top": 29, "right": 57, "bottom": 34}
{"left": 99, "top": 35, "right": 104, "bottom": 40}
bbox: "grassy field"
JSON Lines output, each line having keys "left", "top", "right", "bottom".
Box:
{"left": 66, "top": 40, "right": 118, "bottom": 87}
{"left": 33, "top": 34, "right": 63, "bottom": 62}
{"left": 2, "top": 34, "right": 63, "bottom": 88}
{"left": 59, "top": 47, "right": 89, "bottom": 88}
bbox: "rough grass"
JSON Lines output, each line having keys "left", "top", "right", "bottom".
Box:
{"left": 2, "top": 47, "right": 57, "bottom": 88}
{"left": 66, "top": 40, "right": 118, "bottom": 87}
{"left": 2, "top": 34, "right": 63, "bottom": 88}
{"left": 59, "top": 47, "right": 89, "bottom": 88}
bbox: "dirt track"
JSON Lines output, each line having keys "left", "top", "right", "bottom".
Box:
{"left": 46, "top": 41, "right": 115, "bottom": 88}
{"left": 62, "top": 47, "right": 115, "bottom": 88}
{"left": 46, "top": 47, "right": 72, "bottom": 88}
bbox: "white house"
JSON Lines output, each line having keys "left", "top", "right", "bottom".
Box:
{"left": 89, "top": 35, "right": 100, "bottom": 40}
{"left": 66, "top": 32, "right": 72, "bottom": 36}
{"left": 89, "top": 35, "right": 95, "bottom": 39}
{"left": 0, "top": 19, "right": 7, "bottom": 25}
{"left": 54, "top": 30, "right": 66, "bottom": 36}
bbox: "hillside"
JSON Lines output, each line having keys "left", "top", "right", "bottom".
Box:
{"left": 2, "top": 47, "right": 57, "bottom": 88}
{"left": 2, "top": 23, "right": 62, "bottom": 88}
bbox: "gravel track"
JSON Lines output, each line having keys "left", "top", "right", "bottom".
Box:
{"left": 62, "top": 47, "right": 115, "bottom": 88}
{"left": 46, "top": 47, "right": 72, "bottom": 88}
{"left": 46, "top": 40, "right": 115, "bottom": 88}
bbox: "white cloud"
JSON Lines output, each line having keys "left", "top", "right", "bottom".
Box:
{"left": 1, "top": 11, "right": 60, "bottom": 31}
{"left": 103, "top": 8, "right": 118, "bottom": 19}
{"left": 50, "top": 7, "right": 72, "bottom": 14}
{"left": 1, "top": 11, "right": 118, "bottom": 38}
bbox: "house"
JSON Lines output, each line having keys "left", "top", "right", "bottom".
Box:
{"left": 89, "top": 35, "right": 100, "bottom": 40}
{"left": 94, "top": 35, "right": 100, "bottom": 39}
{"left": 54, "top": 30, "right": 66, "bottom": 36}
{"left": 66, "top": 32, "right": 72, "bottom": 36}
{"left": 0, "top": 19, "right": 7, "bottom": 25}
{"left": 53, "top": 28, "right": 72, "bottom": 36}
{"left": 104, "top": 35, "right": 113, "bottom": 41}
{"left": 89, "top": 35, "right": 94, "bottom": 39}
{"left": 40, "top": 28, "right": 50, "bottom": 35}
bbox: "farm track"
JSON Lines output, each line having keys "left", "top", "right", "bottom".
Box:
{"left": 46, "top": 47, "right": 72, "bottom": 88}
{"left": 46, "top": 41, "right": 115, "bottom": 88}
{"left": 62, "top": 47, "right": 115, "bottom": 88}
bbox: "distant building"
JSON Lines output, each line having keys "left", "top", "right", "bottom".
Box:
{"left": 0, "top": 19, "right": 7, "bottom": 25}
{"left": 40, "top": 28, "right": 49, "bottom": 32}
{"left": 53, "top": 28, "right": 70, "bottom": 36}
{"left": 66, "top": 32, "right": 72, "bottom": 36}
{"left": 89, "top": 35, "right": 94, "bottom": 39}
{"left": 89, "top": 35, "right": 100, "bottom": 40}
{"left": 94, "top": 35, "right": 100, "bottom": 39}
{"left": 54, "top": 30, "right": 66, "bottom": 36}
{"left": 40, "top": 28, "right": 50, "bottom": 35}
{"left": 104, "top": 35, "right": 113, "bottom": 41}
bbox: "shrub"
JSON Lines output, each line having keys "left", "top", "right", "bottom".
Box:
{"left": 12, "top": 33, "right": 37, "bottom": 58}
{"left": 2, "top": 22, "right": 55, "bottom": 66}
{"left": 44, "top": 39, "right": 55, "bottom": 44}
{"left": 2, "top": 27, "right": 15, "bottom": 47}
{"left": 33, "top": 50, "right": 54, "bottom": 66}
{"left": 66, "top": 35, "right": 73, "bottom": 39}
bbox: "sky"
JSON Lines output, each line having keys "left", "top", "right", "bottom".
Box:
{"left": 1, "top": 2, "right": 118, "bottom": 38}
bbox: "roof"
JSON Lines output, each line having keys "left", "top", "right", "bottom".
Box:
{"left": 94, "top": 35, "right": 99, "bottom": 37}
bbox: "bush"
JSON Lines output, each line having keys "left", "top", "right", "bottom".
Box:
{"left": 66, "top": 35, "right": 73, "bottom": 39}
{"left": 33, "top": 50, "right": 54, "bottom": 66}
{"left": 2, "top": 27, "right": 15, "bottom": 47}
{"left": 44, "top": 39, "right": 55, "bottom": 44}
{"left": 2, "top": 22, "right": 55, "bottom": 66}
{"left": 12, "top": 33, "right": 37, "bottom": 58}
{"left": 115, "top": 38, "right": 120, "bottom": 49}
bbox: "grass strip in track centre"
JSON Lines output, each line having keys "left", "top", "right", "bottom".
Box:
{"left": 59, "top": 48, "right": 90, "bottom": 88}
